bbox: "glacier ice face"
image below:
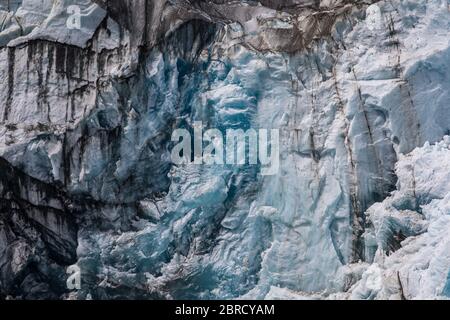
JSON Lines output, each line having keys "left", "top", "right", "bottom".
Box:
{"left": 0, "top": 0, "right": 450, "bottom": 299}
{"left": 346, "top": 138, "right": 450, "bottom": 300}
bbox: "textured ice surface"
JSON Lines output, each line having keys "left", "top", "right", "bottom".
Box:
{"left": 345, "top": 138, "right": 450, "bottom": 300}
{"left": 0, "top": 0, "right": 450, "bottom": 299}
{"left": 1, "top": 0, "right": 105, "bottom": 47}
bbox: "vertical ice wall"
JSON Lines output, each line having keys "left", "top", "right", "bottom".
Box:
{"left": 0, "top": 0, "right": 449, "bottom": 299}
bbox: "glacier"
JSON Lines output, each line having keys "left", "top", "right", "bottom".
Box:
{"left": 0, "top": 0, "right": 449, "bottom": 300}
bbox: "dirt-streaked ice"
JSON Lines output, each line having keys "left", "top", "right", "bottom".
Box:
{"left": 0, "top": 0, "right": 449, "bottom": 299}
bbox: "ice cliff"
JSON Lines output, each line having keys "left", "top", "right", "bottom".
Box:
{"left": 0, "top": 0, "right": 449, "bottom": 299}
